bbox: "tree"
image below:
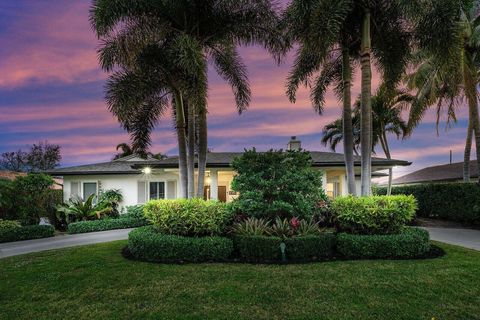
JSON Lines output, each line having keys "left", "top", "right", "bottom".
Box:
{"left": 322, "top": 85, "right": 412, "bottom": 194}
{"left": 282, "top": 0, "right": 410, "bottom": 196}
{"left": 406, "top": 0, "right": 480, "bottom": 183}
{"left": 112, "top": 142, "right": 167, "bottom": 160}
{"left": 90, "top": 0, "right": 283, "bottom": 198}
{"left": 0, "top": 142, "right": 61, "bottom": 173}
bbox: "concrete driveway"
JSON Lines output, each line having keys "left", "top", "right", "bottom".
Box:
{"left": 423, "top": 227, "right": 480, "bottom": 251}
{"left": 0, "top": 228, "right": 132, "bottom": 259}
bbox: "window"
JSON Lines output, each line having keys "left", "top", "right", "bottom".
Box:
{"left": 149, "top": 182, "right": 165, "bottom": 200}
{"left": 83, "top": 182, "right": 97, "bottom": 200}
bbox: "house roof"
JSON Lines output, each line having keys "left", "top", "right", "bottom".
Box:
{"left": 46, "top": 151, "right": 410, "bottom": 176}
{"left": 392, "top": 160, "right": 478, "bottom": 185}
{"left": 0, "top": 170, "right": 26, "bottom": 180}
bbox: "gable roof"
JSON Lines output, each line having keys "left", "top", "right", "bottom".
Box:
{"left": 46, "top": 151, "right": 411, "bottom": 176}
{"left": 392, "top": 160, "right": 478, "bottom": 185}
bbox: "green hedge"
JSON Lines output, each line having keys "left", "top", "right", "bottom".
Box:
{"left": 376, "top": 183, "right": 480, "bottom": 226}
{"left": 128, "top": 226, "right": 234, "bottom": 263}
{"left": 233, "top": 234, "right": 336, "bottom": 262}
{"left": 68, "top": 218, "right": 149, "bottom": 234}
{"left": 332, "top": 195, "right": 417, "bottom": 234}
{"left": 144, "top": 199, "right": 233, "bottom": 236}
{"left": 337, "top": 227, "right": 430, "bottom": 259}
{"left": 0, "top": 224, "right": 55, "bottom": 243}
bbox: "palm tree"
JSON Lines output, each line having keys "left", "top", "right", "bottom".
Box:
{"left": 90, "top": 0, "right": 283, "bottom": 198}
{"left": 322, "top": 86, "right": 412, "bottom": 194}
{"left": 406, "top": 0, "right": 480, "bottom": 183}
{"left": 112, "top": 143, "right": 133, "bottom": 160}
{"left": 282, "top": 0, "right": 410, "bottom": 196}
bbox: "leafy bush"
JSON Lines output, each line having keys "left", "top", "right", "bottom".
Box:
{"left": 376, "top": 183, "right": 480, "bottom": 226}
{"left": 231, "top": 217, "right": 271, "bottom": 236}
{"left": 233, "top": 233, "right": 336, "bottom": 262}
{"left": 128, "top": 226, "right": 233, "bottom": 262}
{"left": 97, "top": 189, "right": 123, "bottom": 218}
{"left": 125, "top": 204, "right": 145, "bottom": 220}
{"left": 332, "top": 195, "right": 417, "bottom": 235}
{"left": 67, "top": 217, "right": 149, "bottom": 234}
{"left": 337, "top": 227, "right": 430, "bottom": 259}
{"left": 0, "top": 174, "right": 55, "bottom": 225}
{"left": 0, "top": 224, "right": 55, "bottom": 243}
{"left": 0, "top": 219, "right": 20, "bottom": 231}
{"left": 231, "top": 217, "right": 326, "bottom": 238}
{"left": 230, "top": 149, "right": 328, "bottom": 220}
{"left": 144, "top": 199, "right": 233, "bottom": 236}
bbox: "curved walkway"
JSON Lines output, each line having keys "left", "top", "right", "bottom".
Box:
{"left": 1, "top": 227, "right": 479, "bottom": 259}
{"left": 0, "top": 228, "right": 132, "bottom": 258}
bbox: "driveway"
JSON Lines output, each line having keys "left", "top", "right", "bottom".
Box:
{"left": 0, "top": 228, "right": 132, "bottom": 259}
{"left": 423, "top": 227, "right": 480, "bottom": 251}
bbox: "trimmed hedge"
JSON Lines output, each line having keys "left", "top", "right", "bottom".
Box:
{"left": 68, "top": 218, "right": 148, "bottom": 234}
{"left": 332, "top": 195, "right": 417, "bottom": 235}
{"left": 144, "top": 199, "right": 233, "bottom": 236}
{"left": 128, "top": 226, "right": 234, "bottom": 263}
{"left": 0, "top": 224, "right": 54, "bottom": 243}
{"left": 233, "top": 233, "right": 336, "bottom": 262}
{"left": 376, "top": 183, "right": 480, "bottom": 226}
{"left": 337, "top": 227, "right": 430, "bottom": 259}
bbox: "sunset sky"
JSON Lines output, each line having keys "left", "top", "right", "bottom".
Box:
{"left": 0, "top": 1, "right": 473, "bottom": 178}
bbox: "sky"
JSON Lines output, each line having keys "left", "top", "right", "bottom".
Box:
{"left": 0, "top": 1, "right": 474, "bottom": 179}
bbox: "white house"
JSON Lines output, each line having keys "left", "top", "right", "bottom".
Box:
{"left": 47, "top": 137, "right": 410, "bottom": 207}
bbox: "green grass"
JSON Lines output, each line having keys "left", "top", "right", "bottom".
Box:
{"left": 0, "top": 241, "right": 479, "bottom": 320}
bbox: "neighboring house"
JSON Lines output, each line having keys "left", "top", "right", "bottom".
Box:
{"left": 0, "top": 170, "right": 63, "bottom": 189}
{"left": 391, "top": 160, "right": 478, "bottom": 185}
{"left": 47, "top": 137, "right": 410, "bottom": 207}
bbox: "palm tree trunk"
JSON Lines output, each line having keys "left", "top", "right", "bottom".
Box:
{"left": 380, "top": 131, "right": 393, "bottom": 195}
{"left": 463, "top": 118, "right": 473, "bottom": 182}
{"left": 187, "top": 100, "right": 196, "bottom": 199}
{"left": 174, "top": 90, "right": 188, "bottom": 198}
{"left": 341, "top": 45, "right": 356, "bottom": 195}
{"left": 196, "top": 107, "right": 208, "bottom": 199}
{"left": 360, "top": 10, "right": 373, "bottom": 196}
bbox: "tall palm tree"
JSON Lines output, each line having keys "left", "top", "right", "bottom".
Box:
{"left": 322, "top": 86, "right": 411, "bottom": 194}
{"left": 282, "top": 0, "right": 410, "bottom": 196}
{"left": 112, "top": 143, "right": 133, "bottom": 160}
{"left": 90, "top": 0, "right": 283, "bottom": 198}
{"left": 406, "top": 0, "right": 480, "bottom": 183}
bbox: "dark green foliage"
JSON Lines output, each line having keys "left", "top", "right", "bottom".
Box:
{"left": 0, "top": 224, "right": 54, "bottom": 243}
{"left": 128, "top": 226, "right": 233, "bottom": 263}
{"left": 284, "top": 234, "right": 336, "bottom": 261}
{"left": 376, "top": 183, "right": 480, "bottom": 226}
{"left": 233, "top": 234, "right": 336, "bottom": 262}
{"left": 0, "top": 174, "right": 55, "bottom": 225}
{"left": 332, "top": 195, "right": 417, "bottom": 234}
{"left": 67, "top": 217, "right": 149, "bottom": 234}
{"left": 144, "top": 199, "right": 233, "bottom": 236}
{"left": 337, "top": 227, "right": 430, "bottom": 259}
{"left": 125, "top": 204, "right": 145, "bottom": 220}
{"left": 230, "top": 149, "right": 328, "bottom": 220}
{"left": 233, "top": 236, "right": 282, "bottom": 262}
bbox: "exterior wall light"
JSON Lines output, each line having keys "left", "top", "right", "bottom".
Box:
{"left": 142, "top": 167, "right": 152, "bottom": 174}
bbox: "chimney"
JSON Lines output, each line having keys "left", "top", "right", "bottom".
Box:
{"left": 287, "top": 136, "right": 302, "bottom": 151}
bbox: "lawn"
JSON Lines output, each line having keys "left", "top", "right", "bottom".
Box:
{"left": 0, "top": 241, "right": 479, "bottom": 320}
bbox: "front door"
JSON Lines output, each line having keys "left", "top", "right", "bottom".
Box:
{"left": 218, "top": 186, "right": 227, "bottom": 202}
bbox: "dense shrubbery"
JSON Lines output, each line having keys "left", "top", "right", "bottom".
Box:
{"left": 0, "top": 174, "right": 59, "bottom": 225}
{"left": 233, "top": 233, "right": 336, "bottom": 262}
{"left": 68, "top": 217, "right": 149, "bottom": 234}
{"left": 376, "top": 183, "right": 480, "bottom": 226}
{"left": 229, "top": 149, "right": 328, "bottom": 220}
{"left": 332, "top": 195, "right": 417, "bottom": 234}
{"left": 128, "top": 226, "right": 233, "bottom": 262}
{"left": 0, "top": 223, "right": 54, "bottom": 243}
{"left": 144, "top": 199, "right": 233, "bottom": 236}
{"left": 337, "top": 227, "right": 430, "bottom": 259}
{"left": 124, "top": 205, "right": 145, "bottom": 220}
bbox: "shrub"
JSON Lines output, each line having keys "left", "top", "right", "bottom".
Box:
{"left": 144, "top": 199, "right": 233, "bottom": 236}
{"left": 0, "top": 224, "right": 55, "bottom": 243}
{"left": 231, "top": 217, "right": 271, "bottom": 236}
{"left": 128, "top": 226, "right": 233, "bottom": 262}
{"left": 233, "top": 233, "right": 336, "bottom": 262}
{"left": 125, "top": 205, "right": 145, "bottom": 220}
{"left": 336, "top": 227, "right": 430, "bottom": 259}
{"left": 230, "top": 149, "right": 328, "bottom": 220}
{"left": 0, "top": 219, "right": 20, "bottom": 231}
{"left": 376, "top": 183, "right": 480, "bottom": 226}
{"left": 67, "top": 217, "right": 148, "bottom": 234}
{"left": 332, "top": 195, "right": 417, "bottom": 235}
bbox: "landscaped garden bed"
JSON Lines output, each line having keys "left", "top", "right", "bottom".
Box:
{"left": 0, "top": 220, "right": 54, "bottom": 243}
